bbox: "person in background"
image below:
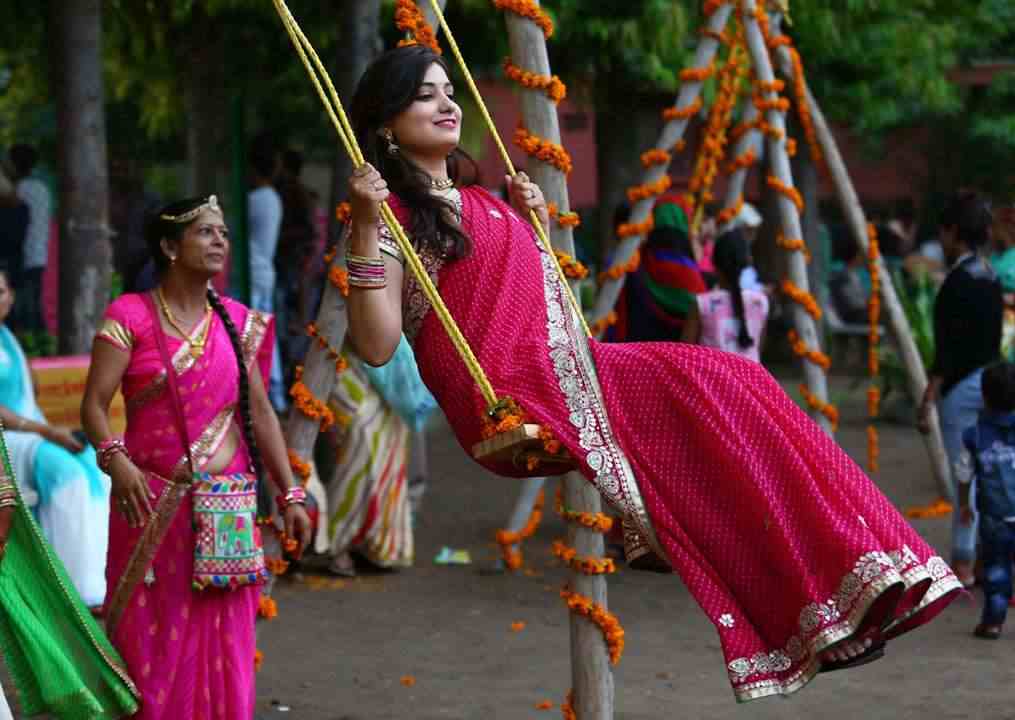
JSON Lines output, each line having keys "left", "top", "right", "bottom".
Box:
{"left": 682, "top": 228, "right": 769, "bottom": 363}
{"left": 0, "top": 173, "right": 27, "bottom": 282}
{"left": 275, "top": 148, "right": 319, "bottom": 373}
{"left": 829, "top": 231, "right": 871, "bottom": 325}
{"left": 989, "top": 201, "right": 1015, "bottom": 297}
{"left": 7, "top": 144, "right": 51, "bottom": 333}
{"left": 955, "top": 361, "right": 1015, "bottom": 639}
{"left": 0, "top": 267, "right": 111, "bottom": 609}
{"left": 918, "top": 191, "right": 1003, "bottom": 587}
{"left": 109, "top": 151, "right": 162, "bottom": 294}
{"left": 247, "top": 133, "right": 287, "bottom": 412}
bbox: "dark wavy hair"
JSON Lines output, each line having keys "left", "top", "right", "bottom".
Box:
{"left": 350, "top": 44, "right": 478, "bottom": 261}
{"left": 144, "top": 197, "right": 264, "bottom": 485}
{"left": 940, "top": 190, "right": 992, "bottom": 250}
{"left": 713, "top": 228, "right": 754, "bottom": 349}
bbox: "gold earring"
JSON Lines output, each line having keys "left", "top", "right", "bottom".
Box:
{"left": 379, "top": 128, "right": 399, "bottom": 156}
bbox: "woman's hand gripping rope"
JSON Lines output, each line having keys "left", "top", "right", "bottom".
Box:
{"left": 506, "top": 172, "right": 550, "bottom": 236}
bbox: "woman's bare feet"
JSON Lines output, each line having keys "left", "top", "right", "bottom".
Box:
{"left": 820, "top": 628, "right": 879, "bottom": 664}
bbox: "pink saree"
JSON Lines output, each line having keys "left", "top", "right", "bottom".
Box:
{"left": 96, "top": 292, "right": 274, "bottom": 719}
{"left": 387, "top": 187, "right": 961, "bottom": 702}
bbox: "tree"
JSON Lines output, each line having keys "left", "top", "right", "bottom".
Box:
{"left": 49, "top": 0, "right": 112, "bottom": 354}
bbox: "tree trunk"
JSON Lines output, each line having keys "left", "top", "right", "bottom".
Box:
{"left": 329, "top": 0, "right": 382, "bottom": 229}
{"left": 50, "top": 0, "right": 111, "bottom": 354}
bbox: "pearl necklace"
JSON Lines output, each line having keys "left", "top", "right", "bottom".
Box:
{"left": 430, "top": 176, "right": 454, "bottom": 191}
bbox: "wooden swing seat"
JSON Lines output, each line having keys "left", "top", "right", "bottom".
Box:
{"left": 472, "top": 423, "right": 576, "bottom": 472}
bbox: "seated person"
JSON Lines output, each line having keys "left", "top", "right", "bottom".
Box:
{"left": 829, "top": 233, "right": 870, "bottom": 325}
{"left": 0, "top": 268, "right": 109, "bottom": 608}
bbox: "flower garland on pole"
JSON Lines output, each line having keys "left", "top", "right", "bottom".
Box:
{"left": 867, "top": 223, "right": 881, "bottom": 472}
{"left": 394, "top": 0, "right": 442, "bottom": 53}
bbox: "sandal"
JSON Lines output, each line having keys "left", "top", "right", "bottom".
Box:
{"left": 327, "top": 552, "right": 357, "bottom": 578}
{"left": 973, "top": 624, "right": 1003, "bottom": 640}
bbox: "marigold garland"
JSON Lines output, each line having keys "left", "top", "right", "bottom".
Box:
{"left": 304, "top": 324, "right": 350, "bottom": 375}
{"left": 781, "top": 279, "right": 822, "bottom": 321}
{"left": 786, "top": 45, "right": 827, "bottom": 174}
{"left": 799, "top": 383, "right": 839, "bottom": 431}
{"left": 776, "top": 233, "right": 811, "bottom": 262}
{"left": 290, "top": 366, "right": 336, "bottom": 432}
{"left": 589, "top": 311, "right": 617, "bottom": 336}
{"left": 724, "top": 148, "right": 757, "bottom": 175}
{"left": 547, "top": 202, "right": 581, "bottom": 230}
{"left": 626, "top": 174, "right": 672, "bottom": 204}
{"left": 679, "top": 63, "right": 715, "bottom": 83}
{"left": 867, "top": 223, "right": 882, "bottom": 472}
{"left": 492, "top": 0, "right": 554, "bottom": 38}
{"left": 287, "top": 448, "right": 312, "bottom": 486}
{"left": 662, "top": 98, "right": 703, "bottom": 122}
{"left": 480, "top": 396, "right": 530, "bottom": 440}
{"left": 787, "top": 329, "right": 831, "bottom": 372}
{"left": 700, "top": 28, "right": 730, "bottom": 45}
{"left": 553, "top": 250, "right": 588, "bottom": 280}
{"left": 560, "top": 691, "right": 576, "bottom": 720}
{"left": 616, "top": 216, "right": 654, "bottom": 239}
{"left": 394, "top": 0, "right": 441, "bottom": 54}
{"left": 495, "top": 489, "right": 545, "bottom": 570}
{"left": 560, "top": 586, "right": 625, "bottom": 664}
{"left": 766, "top": 176, "right": 804, "bottom": 213}
{"left": 329, "top": 265, "right": 350, "bottom": 297}
{"left": 552, "top": 540, "right": 616, "bottom": 576}
{"left": 640, "top": 148, "right": 672, "bottom": 169}
{"left": 334, "top": 202, "right": 351, "bottom": 224}
{"left": 716, "top": 197, "right": 743, "bottom": 227}
{"left": 514, "top": 126, "right": 573, "bottom": 175}
{"left": 503, "top": 57, "right": 566, "bottom": 103}
{"left": 254, "top": 650, "right": 264, "bottom": 672}
{"left": 753, "top": 95, "right": 791, "bottom": 114}
{"left": 265, "top": 556, "right": 290, "bottom": 576}
{"left": 598, "top": 249, "right": 641, "bottom": 284}
{"left": 258, "top": 595, "right": 278, "bottom": 620}
{"left": 554, "top": 486, "right": 614, "bottom": 533}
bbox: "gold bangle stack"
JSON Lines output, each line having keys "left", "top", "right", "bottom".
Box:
{"left": 0, "top": 472, "right": 18, "bottom": 509}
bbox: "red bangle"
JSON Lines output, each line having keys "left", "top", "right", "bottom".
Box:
{"left": 276, "top": 485, "right": 307, "bottom": 513}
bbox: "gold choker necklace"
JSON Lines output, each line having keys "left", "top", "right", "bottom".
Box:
{"left": 430, "top": 177, "right": 454, "bottom": 191}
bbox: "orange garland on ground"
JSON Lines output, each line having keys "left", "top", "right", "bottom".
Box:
{"left": 289, "top": 366, "right": 336, "bottom": 432}
{"left": 799, "top": 383, "right": 839, "bottom": 431}
{"left": 394, "top": 0, "right": 441, "bottom": 54}
{"left": 597, "top": 249, "right": 640, "bottom": 284}
{"left": 514, "top": 126, "right": 573, "bottom": 175}
{"left": 867, "top": 223, "right": 882, "bottom": 472}
{"left": 503, "top": 57, "right": 566, "bottom": 103}
{"left": 492, "top": 0, "right": 554, "bottom": 38}
{"left": 495, "top": 489, "right": 545, "bottom": 571}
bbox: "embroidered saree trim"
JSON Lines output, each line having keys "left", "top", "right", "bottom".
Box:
{"left": 104, "top": 474, "right": 192, "bottom": 639}
{"left": 171, "top": 404, "right": 236, "bottom": 474}
{"left": 96, "top": 318, "right": 134, "bottom": 352}
{"left": 538, "top": 250, "right": 665, "bottom": 561}
{"left": 125, "top": 314, "right": 211, "bottom": 413}
{"left": 239, "top": 310, "right": 270, "bottom": 368}
{"left": 724, "top": 548, "right": 961, "bottom": 702}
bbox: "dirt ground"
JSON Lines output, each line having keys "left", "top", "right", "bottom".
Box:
{"left": 3, "top": 374, "right": 1003, "bottom": 719}
{"left": 251, "top": 375, "right": 1012, "bottom": 720}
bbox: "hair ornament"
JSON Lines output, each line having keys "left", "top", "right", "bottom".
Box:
{"left": 159, "top": 195, "right": 222, "bottom": 224}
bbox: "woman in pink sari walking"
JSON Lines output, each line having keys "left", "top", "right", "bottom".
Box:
{"left": 341, "top": 45, "right": 961, "bottom": 703}
{"left": 82, "top": 195, "right": 311, "bottom": 719}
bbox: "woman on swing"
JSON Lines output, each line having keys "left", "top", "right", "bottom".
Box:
{"left": 344, "top": 45, "right": 959, "bottom": 702}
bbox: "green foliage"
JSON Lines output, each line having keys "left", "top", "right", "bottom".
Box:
{"left": 16, "top": 330, "right": 57, "bottom": 359}
{"left": 879, "top": 268, "right": 935, "bottom": 401}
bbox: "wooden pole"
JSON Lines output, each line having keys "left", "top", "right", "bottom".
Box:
{"left": 588, "top": 2, "right": 734, "bottom": 330}
{"left": 741, "top": 0, "right": 832, "bottom": 434}
{"left": 770, "top": 45, "right": 953, "bottom": 499}
{"left": 420, "top": 0, "right": 447, "bottom": 30}
{"left": 502, "top": 5, "right": 613, "bottom": 717}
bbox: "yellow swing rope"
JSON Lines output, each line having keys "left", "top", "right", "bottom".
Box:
{"left": 425, "top": 0, "right": 592, "bottom": 338}
{"left": 271, "top": 0, "right": 498, "bottom": 408}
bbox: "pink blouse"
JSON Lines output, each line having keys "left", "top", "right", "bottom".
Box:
{"left": 696, "top": 288, "right": 769, "bottom": 363}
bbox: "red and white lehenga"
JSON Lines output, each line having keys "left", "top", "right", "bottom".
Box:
{"left": 377, "top": 186, "right": 960, "bottom": 702}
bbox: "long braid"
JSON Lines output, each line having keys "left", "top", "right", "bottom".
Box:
{"left": 714, "top": 228, "right": 754, "bottom": 349}
{"left": 206, "top": 288, "right": 264, "bottom": 483}
{"left": 730, "top": 282, "right": 753, "bottom": 349}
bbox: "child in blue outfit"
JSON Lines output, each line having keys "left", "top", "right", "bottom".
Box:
{"left": 957, "top": 361, "right": 1015, "bottom": 639}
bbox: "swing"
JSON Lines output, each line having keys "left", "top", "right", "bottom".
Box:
{"left": 271, "top": 0, "right": 578, "bottom": 472}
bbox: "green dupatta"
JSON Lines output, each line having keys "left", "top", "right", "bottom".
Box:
{"left": 0, "top": 427, "right": 138, "bottom": 719}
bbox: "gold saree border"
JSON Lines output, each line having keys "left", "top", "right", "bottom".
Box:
{"left": 538, "top": 251, "right": 666, "bottom": 562}
{"left": 126, "top": 313, "right": 212, "bottom": 413}
{"left": 96, "top": 318, "right": 134, "bottom": 352}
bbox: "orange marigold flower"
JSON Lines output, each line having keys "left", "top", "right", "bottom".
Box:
{"left": 511, "top": 621, "right": 527, "bottom": 632}
{"left": 265, "top": 555, "right": 290, "bottom": 576}
{"left": 662, "top": 98, "right": 703, "bottom": 122}
{"left": 329, "top": 266, "right": 350, "bottom": 297}
{"left": 589, "top": 311, "right": 618, "bottom": 337}
{"left": 626, "top": 175, "right": 672, "bottom": 204}
{"left": 717, "top": 197, "right": 744, "bottom": 226}
{"left": 799, "top": 383, "right": 839, "bottom": 430}
{"left": 394, "top": 0, "right": 441, "bottom": 54}
{"left": 254, "top": 649, "right": 264, "bottom": 672}
{"left": 503, "top": 57, "right": 566, "bottom": 103}
{"left": 535, "top": 700, "right": 554, "bottom": 710}
{"left": 492, "top": 0, "right": 554, "bottom": 38}
{"left": 787, "top": 329, "right": 831, "bottom": 372}
{"left": 400, "top": 675, "right": 417, "bottom": 688}
{"left": 766, "top": 176, "right": 804, "bottom": 213}
{"left": 258, "top": 595, "right": 278, "bottom": 620}
{"left": 640, "top": 148, "right": 672, "bottom": 169}
{"left": 495, "top": 490, "right": 545, "bottom": 568}
{"left": 334, "top": 202, "right": 351, "bottom": 224}
{"left": 680, "top": 64, "right": 715, "bottom": 83}
{"left": 617, "top": 216, "right": 654, "bottom": 239}
{"left": 514, "top": 126, "right": 572, "bottom": 175}
{"left": 598, "top": 249, "right": 641, "bottom": 284}
{"left": 560, "top": 586, "right": 625, "bottom": 664}
{"left": 287, "top": 449, "right": 312, "bottom": 483}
